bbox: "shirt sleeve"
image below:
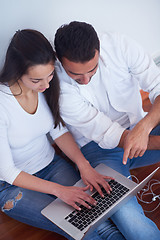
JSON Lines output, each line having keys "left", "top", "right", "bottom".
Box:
{"left": 60, "top": 83, "right": 125, "bottom": 149}
{"left": 49, "top": 122, "right": 69, "bottom": 141}
{"left": 0, "top": 106, "right": 21, "bottom": 184}
{"left": 119, "top": 33, "right": 160, "bottom": 104}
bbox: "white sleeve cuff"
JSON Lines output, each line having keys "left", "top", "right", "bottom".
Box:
{"left": 149, "top": 91, "right": 160, "bottom": 104}
{"left": 99, "top": 122, "right": 126, "bottom": 149}
{"left": 0, "top": 166, "right": 21, "bottom": 185}
{"left": 50, "top": 123, "right": 69, "bottom": 140}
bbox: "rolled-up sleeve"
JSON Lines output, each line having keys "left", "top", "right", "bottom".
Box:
{"left": 60, "top": 84, "right": 125, "bottom": 149}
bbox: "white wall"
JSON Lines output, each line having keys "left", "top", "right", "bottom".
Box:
{"left": 0, "top": 0, "right": 160, "bottom": 68}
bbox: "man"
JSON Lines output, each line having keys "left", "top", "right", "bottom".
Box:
{"left": 54, "top": 21, "right": 160, "bottom": 239}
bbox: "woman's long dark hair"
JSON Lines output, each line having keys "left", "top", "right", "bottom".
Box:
{"left": 0, "top": 29, "right": 63, "bottom": 128}
{"left": 44, "top": 71, "right": 65, "bottom": 128}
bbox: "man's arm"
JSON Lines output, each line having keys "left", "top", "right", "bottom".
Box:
{"left": 119, "top": 95, "right": 160, "bottom": 164}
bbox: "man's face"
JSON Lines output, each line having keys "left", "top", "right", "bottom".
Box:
{"left": 61, "top": 50, "right": 99, "bottom": 85}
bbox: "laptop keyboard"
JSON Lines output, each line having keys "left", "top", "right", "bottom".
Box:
{"left": 65, "top": 179, "right": 129, "bottom": 231}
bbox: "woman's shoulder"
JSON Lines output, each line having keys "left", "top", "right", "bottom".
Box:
{"left": 0, "top": 84, "right": 15, "bottom": 115}
{"left": 0, "top": 83, "right": 11, "bottom": 96}
{"left": 0, "top": 84, "right": 13, "bottom": 103}
{"left": 0, "top": 86, "right": 10, "bottom": 121}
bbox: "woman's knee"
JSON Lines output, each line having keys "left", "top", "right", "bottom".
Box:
{"left": 1, "top": 191, "right": 23, "bottom": 212}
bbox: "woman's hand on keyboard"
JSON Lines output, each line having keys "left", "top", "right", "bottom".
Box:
{"left": 55, "top": 185, "right": 97, "bottom": 211}
{"left": 78, "top": 161, "right": 114, "bottom": 197}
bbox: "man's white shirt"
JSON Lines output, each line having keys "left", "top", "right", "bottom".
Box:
{"left": 56, "top": 32, "right": 160, "bottom": 149}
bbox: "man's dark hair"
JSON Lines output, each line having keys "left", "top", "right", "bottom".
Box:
{"left": 54, "top": 21, "right": 100, "bottom": 62}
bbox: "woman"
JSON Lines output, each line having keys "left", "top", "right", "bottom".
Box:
{"left": 0, "top": 29, "right": 125, "bottom": 240}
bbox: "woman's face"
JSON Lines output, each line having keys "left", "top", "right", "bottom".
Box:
{"left": 20, "top": 62, "right": 55, "bottom": 92}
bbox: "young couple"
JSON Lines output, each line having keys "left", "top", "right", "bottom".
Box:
{"left": 0, "top": 22, "right": 160, "bottom": 240}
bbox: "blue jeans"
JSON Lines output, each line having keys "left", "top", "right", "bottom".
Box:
{"left": 0, "top": 154, "right": 125, "bottom": 240}
{"left": 81, "top": 124, "right": 160, "bottom": 240}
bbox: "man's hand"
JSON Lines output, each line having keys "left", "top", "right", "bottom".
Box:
{"left": 119, "top": 95, "right": 160, "bottom": 164}
{"left": 121, "top": 123, "right": 150, "bottom": 165}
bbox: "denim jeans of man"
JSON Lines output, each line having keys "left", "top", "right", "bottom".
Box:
{"left": 81, "top": 124, "right": 160, "bottom": 240}
{"left": 0, "top": 154, "right": 125, "bottom": 240}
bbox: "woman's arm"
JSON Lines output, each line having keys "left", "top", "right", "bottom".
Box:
{"left": 13, "top": 171, "right": 96, "bottom": 210}
{"left": 54, "top": 132, "right": 113, "bottom": 196}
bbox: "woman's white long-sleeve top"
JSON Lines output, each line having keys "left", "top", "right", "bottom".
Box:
{"left": 56, "top": 32, "right": 160, "bottom": 149}
{"left": 0, "top": 85, "right": 68, "bottom": 184}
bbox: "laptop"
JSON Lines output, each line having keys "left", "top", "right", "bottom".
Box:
{"left": 41, "top": 164, "right": 159, "bottom": 240}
